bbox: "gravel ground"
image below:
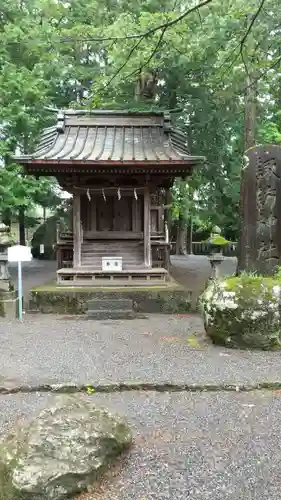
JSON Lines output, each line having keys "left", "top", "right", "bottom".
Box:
{"left": 3, "top": 256, "right": 278, "bottom": 500}
{"left": 9, "top": 259, "right": 57, "bottom": 302}
{"left": 1, "top": 313, "right": 281, "bottom": 387}
{"left": 0, "top": 390, "right": 280, "bottom": 500}
{"left": 170, "top": 255, "right": 237, "bottom": 293}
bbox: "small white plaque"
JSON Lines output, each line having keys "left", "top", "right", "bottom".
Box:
{"left": 40, "top": 244, "right": 44, "bottom": 254}
{"left": 8, "top": 245, "right": 32, "bottom": 263}
{"left": 102, "top": 256, "right": 122, "bottom": 272}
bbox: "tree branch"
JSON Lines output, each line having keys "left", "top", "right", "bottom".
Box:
{"left": 240, "top": 0, "right": 267, "bottom": 53}
{"left": 239, "top": 0, "right": 267, "bottom": 74}
{"left": 217, "top": 0, "right": 267, "bottom": 81}
{"left": 240, "top": 49, "right": 250, "bottom": 77}
{"left": 128, "top": 26, "right": 168, "bottom": 79}
{"left": 242, "top": 54, "right": 281, "bottom": 92}
{"left": 102, "top": 27, "right": 168, "bottom": 91}
{"left": 101, "top": 0, "right": 176, "bottom": 90}
{"left": 102, "top": 36, "right": 145, "bottom": 89}
{"left": 60, "top": 0, "right": 213, "bottom": 44}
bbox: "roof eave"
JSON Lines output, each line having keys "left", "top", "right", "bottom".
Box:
{"left": 47, "top": 108, "right": 171, "bottom": 117}
{"left": 17, "top": 156, "right": 206, "bottom": 166}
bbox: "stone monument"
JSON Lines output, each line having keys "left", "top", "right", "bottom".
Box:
{"left": 237, "top": 145, "right": 281, "bottom": 275}
{"left": 0, "top": 223, "right": 17, "bottom": 318}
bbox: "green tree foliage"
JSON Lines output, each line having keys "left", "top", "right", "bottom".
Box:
{"left": 1, "top": 0, "right": 281, "bottom": 245}
{"left": 85, "top": 0, "right": 281, "bottom": 240}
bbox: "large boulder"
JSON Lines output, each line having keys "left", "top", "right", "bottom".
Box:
{"left": 200, "top": 274, "right": 281, "bottom": 349}
{"left": 31, "top": 209, "right": 70, "bottom": 260}
{"left": 31, "top": 215, "right": 58, "bottom": 260}
{"left": 0, "top": 396, "right": 132, "bottom": 500}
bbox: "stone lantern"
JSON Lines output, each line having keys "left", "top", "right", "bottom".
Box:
{"left": 0, "top": 223, "right": 15, "bottom": 292}
{"left": 207, "top": 226, "right": 229, "bottom": 280}
{"left": 0, "top": 223, "right": 17, "bottom": 318}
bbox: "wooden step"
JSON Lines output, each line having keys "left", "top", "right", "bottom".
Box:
{"left": 82, "top": 251, "right": 142, "bottom": 254}
{"left": 81, "top": 255, "right": 142, "bottom": 260}
{"left": 82, "top": 256, "right": 142, "bottom": 260}
{"left": 81, "top": 266, "right": 143, "bottom": 269}
{"left": 82, "top": 261, "right": 143, "bottom": 264}
{"left": 82, "top": 244, "right": 142, "bottom": 249}
{"left": 81, "top": 260, "right": 142, "bottom": 264}
{"left": 82, "top": 245, "right": 142, "bottom": 249}
{"left": 81, "top": 243, "right": 143, "bottom": 269}
{"left": 82, "top": 248, "right": 142, "bottom": 252}
{"left": 80, "top": 265, "right": 143, "bottom": 270}
{"left": 57, "top": 267, "right": 169, "bottom": 286}
{"left": 81, "top": 261, "right": 143, "bottom": 266}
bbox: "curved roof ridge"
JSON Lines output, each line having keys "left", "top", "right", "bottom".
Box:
{"left": 14, "top": 109, "right": 206, "bottom": 168}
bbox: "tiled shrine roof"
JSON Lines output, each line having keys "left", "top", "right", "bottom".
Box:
{"left": 15, "top": 109, "right": 205, "bottom": 173}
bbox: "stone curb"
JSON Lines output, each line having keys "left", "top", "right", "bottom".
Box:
{"left": 1, "top": 381, "right": 281, "bottom": 395}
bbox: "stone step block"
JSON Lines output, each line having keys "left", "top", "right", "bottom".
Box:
{"left": 87, "top": 298, "right": 133, "bottom": 311}
{"left": 86, "top": 309, "right": 136, "bottom": 320}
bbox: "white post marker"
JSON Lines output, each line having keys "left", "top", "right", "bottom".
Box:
{"left": 8, "top": 245, "right": 32, "bottom": 321}
{"left": 18, "top": 259, "right": 23, "bottom": 320}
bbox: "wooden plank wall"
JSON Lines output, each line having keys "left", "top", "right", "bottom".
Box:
{"left": 81, "top": 194, "right": 144, "bottom": 234}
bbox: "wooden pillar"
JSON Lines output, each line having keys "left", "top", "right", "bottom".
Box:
{"left": 164, "top": 188, "right": 172, "bottom": 270}
{"left": 73, "top": 193, "right": 81, "bottom": 268}
{"left": 144, "top": 187, "right": 151, "bottom": 267}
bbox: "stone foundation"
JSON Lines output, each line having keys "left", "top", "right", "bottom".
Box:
{"left": 0, "top": 291, "right": 18, "bottom": 319}
{"left": 29, "top": 282, "right": 194, "bottom": 315}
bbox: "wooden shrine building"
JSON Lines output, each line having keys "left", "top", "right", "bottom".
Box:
{"left": 16, "top": 110, "right": 204, "bottom": 286}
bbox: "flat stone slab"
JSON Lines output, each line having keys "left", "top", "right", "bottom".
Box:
{"left": 1, "top": 314, "right": 281, "bottom": 388}
{"left": 0, "top": 390, "right": 280, "bottom": 499}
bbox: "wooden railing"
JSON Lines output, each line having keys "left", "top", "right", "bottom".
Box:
{"left": 193, "top": 241, "right": 237, "bottom": 256}
{"left": 56, "top": 228, "right": 73, "bottom": 244}
{"left": 170, "top": 241, "right": 237, "bottom": 256}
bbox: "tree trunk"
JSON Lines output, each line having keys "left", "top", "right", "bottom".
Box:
{"left": 176, "top": 214, "right": 187, "bottom": 255}
{"left": 18, "top": 206, "right": 26, "bottom": 246}
{"left": 244, "top": 75, "right": 256, "bottom": 149}
{"left": 187, "top": 216, "right": 193, "bottom": 254}
{"left": 2, "top": 209, "right": 11, "bottom": 230}
{"left": 175, "top": 179, "right": 189, "bottom": 255}
{"left": 237, "top": 73, "right": 257, "bottom": 274}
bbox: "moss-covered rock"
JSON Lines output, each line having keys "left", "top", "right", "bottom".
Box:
{"left": 31, "top": 216, "right": 58, "bottom": 260}
{"left": 0, "top": 396, "right": 132, "bottom": 500}
{"left": 31, "top": 213, "right": 70, "bottom": 260}
{"left": 200, "top": 274, "right": 281, "bottom": 350}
